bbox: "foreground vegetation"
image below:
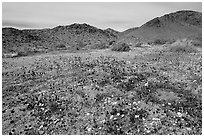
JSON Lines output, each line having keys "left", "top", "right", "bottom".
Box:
{"left": 2, "top": 44, "right": 202, "bottom": 135}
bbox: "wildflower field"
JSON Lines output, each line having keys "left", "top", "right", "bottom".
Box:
{"left": 2, "top": 45, "right": 202, "bottom": 135}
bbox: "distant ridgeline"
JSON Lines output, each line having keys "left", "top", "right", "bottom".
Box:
{"left": 2, "top": 10, "right": 201, "bottom": 56}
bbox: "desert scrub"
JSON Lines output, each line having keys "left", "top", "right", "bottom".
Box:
{"left": 111, "top": 43, "right": 131, "bottom": 52}
{"left": 169, "top": 45, "right": 198, "bottom": 53}
{"left": 90, "top": 42, "right": 109, "bottom": 49}
{"left": 169, "top": 39, "right": 198, "bottom": 53}
{"left": 55, "top": 43, "right": 67, "bottom": 50}
{"left": 2, "top": 53, "right": 202, "bottom": 135}
{"left": 152, "top": 39, "right": 167, "bottom": 45}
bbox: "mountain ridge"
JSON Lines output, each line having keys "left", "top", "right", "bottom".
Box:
{"left": 2, "top": 23, "right": 118, "bottom": 53}
{"left": 119, "top": 10, "right": 201, "bottom": 44}
{"left": 2, "top": 10, "right": 202, "bottom": 54}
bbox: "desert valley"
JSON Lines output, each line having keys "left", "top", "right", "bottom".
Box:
{"left": 2, "top": 10, "right": 202, "bottom": 135}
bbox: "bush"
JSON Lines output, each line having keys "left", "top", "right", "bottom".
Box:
{"left": 148, "top": 39, "right": 167, "bottom": 45}
{"left": 109, "top": 41, "right": 116, "bottom": 45}
{"left": 56, "top": 44, "right": 66, "bottom": 50}
{"left": 153, "top": 39, "right": 166, "bottom": 45}
{"left": 111, "top": 43, "right": 131, "bottom": 52}
{"left": 191, "top": 40, "right": 202, "bottom": 47}
{"left": 169, "top": 45, "right": 198, "bottom": 53}
{"left": 91, "top": 43, "right": 109, "bottom": 49}
{"left": 134, "top": 42, "right": 143, "bottom": 47}
{"left": 169, "top": 39, "right": 198, "bottom": 53}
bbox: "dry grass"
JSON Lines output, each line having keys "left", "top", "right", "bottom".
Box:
{"left": 168, "top": 39, "right": 199, "bottom": 53}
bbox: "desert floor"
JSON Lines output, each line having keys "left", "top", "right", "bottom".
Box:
{"left": 2, "top": 44, "right": 202, "bottom": 135}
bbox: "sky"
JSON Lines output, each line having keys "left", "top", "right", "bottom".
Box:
{"left": 2, "top": 2, "right": 202, "bottom": 32}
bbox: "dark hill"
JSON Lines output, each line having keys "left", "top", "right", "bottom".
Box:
{"left": 119, "top": 10, "right": 202, "bottom": 44}
{"left": 2, "top": 23, "right": 118, "bottom": 53}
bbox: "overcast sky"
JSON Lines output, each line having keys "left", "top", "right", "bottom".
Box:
{"left": 2, "top": 2, "right": 202, "bottom": 31}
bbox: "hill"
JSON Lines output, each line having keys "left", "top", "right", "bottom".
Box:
{"left": 119, "top": 10, "right": 202, "bottom": 44}
{"left": 2, "top": 23, "right": 118, "bottom": 53}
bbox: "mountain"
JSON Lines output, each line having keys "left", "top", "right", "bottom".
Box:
{"left": 2, "top": 23, "right": 118, "bottom": 53}
{"left": 2, "top": 10, "right": 202, "bottom": 54}
{"left": 119, "top": 10, "right": 202, "bottom": 44}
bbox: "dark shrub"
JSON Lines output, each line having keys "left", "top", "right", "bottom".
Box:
{"left": 109, "top": 41, "right": 116, "bottom": 45}
{"left": 191, "top": 40, "right": 202, "bottom": 47}
{"left": 91, "top": 43, "right": 109, "bottom": 49}
{"left": 111, "top": 43, "right": 131, "bottom": 52}
{"left": 152, "top": 39, "right": 166, "bottom": 45}
{"left": 56, "top": 44, "right": 66, "bottom": 50}
{"left": 17, "top": 51, "right": 27, "bottom": 57}
{"left": 169, "top": 45, "right": 198, "bottom": 53}
{"left": 134, "top": 42, "right": 143, "bottom": 47}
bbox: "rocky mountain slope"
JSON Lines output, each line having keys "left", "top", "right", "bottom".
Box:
{"left": 104, "top": 28, "right": 120, "bottom": 37}
{"left": 2, "top": 23, "right": 118, "bottom": 53}
{"left": 119, "top": 10, "right": 202, "bottom": 44}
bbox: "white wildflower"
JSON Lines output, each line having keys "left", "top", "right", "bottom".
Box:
{"left": 39, "top": 125, "right": 43, "bottom": 129}
{"left": 152, "top": 117, "right": 160, "bottom": 121}
{"left": 177, "top": 112, "right": 183, "bottom": 117}
{"left": 135, "top": 115, "right": 140, "bottom": 118}
{"left": 101, "top": 119, "right": 105, "bottom": 123}
{"left": 146, "top": 130, "right": 151, "bottom": 133}
{"left": 168, "top": 103, "right": 171, "bottom": 105}
{"left": 112, "top": 102, "right": 117, "bottom": 105}
{"left": 133, "top": 102, "right": 137, "bottom": 105}
{"left": 87, "top": 127, "right": 92, "bottom": 131}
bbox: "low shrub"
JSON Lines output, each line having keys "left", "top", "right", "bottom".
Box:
{"left": 191, "top": 40, "right": 202, "bottom": 47}
{"left": 134, "top": 42, "right": 143, "bottom": 47}
{"left": 111, "top": 43, "right": 131, "bottom": 52}
{"left": 56, "top": 44, "right": 67, "bottom": 50}
{"left": 169, "top": 45, "right": 198, "bottom": 53}
{"left": 169, "top": 39, "right": 198, "bottom": 53}
{"left": 91, "top": 43, "right": 109, "bottom": 49}
{"left": 152, "top": 39, "right": 166, "bottom": 45}
{"left": 109, "top": 41, "right": 116, "bottom": 46}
